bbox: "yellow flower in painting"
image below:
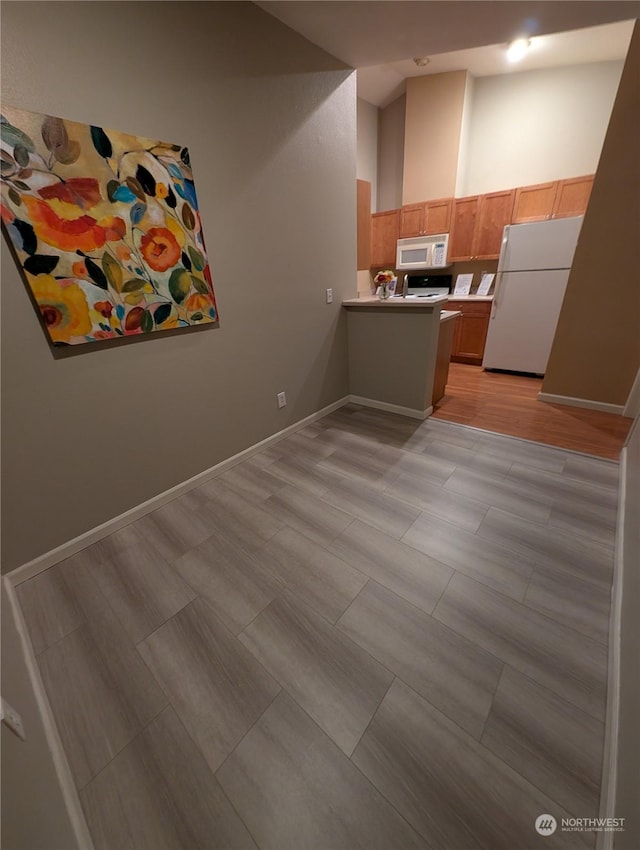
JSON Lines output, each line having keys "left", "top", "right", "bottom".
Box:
{"left": 156, "top": 183, "right": 168, "bottom": 199}
{"left": 184, "top": 292, "right": 212, "bottom": 314}
{"left": 30, "top": 276, "right": 91, "bottom": 343}
{"left": 165, "top": 215, "right": 186, "bottom": 247}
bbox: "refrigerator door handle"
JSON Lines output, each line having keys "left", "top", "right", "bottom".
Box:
{"left": 491, "top": 228, "right": 510, "bottom": 319}
{"left": 491, "top": 272, "right": 503, "bottom": 319}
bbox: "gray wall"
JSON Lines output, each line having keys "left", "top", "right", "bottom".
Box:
{"left": 357, "top": 97, "right": 378, "bottom": 210}
{"left": 1, "top": 1, "right": 356, "bottom": 572}
{"left": 377, "top": 94, "right": 405, "bottom": 211}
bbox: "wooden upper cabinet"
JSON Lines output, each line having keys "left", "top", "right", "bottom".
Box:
{"left": 400, "top": 198, "right": 453, "bottom": 238}
{"left": 552, "top": 175, "right": 594, "bottom": 218}
{"left": 357, "top": 180, "right": 371, "bottom": 270}
{"left": 424, "top": 198, "right": 452, "bottom": 234}
{"left": 474, "top": 189, "right": 515, "bottom": 259}
{"left": 449, "top": 196, "right": 480, "bottom": 261}
{"left": 399, "top": 204, "right": 425, "bottom": 238}
{"left": 370, "top": 209, "right": 400, "bottom": 268}
{"left": 512, "top": 181, "right": 558, "bottom": 223}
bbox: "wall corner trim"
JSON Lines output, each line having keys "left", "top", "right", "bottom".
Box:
{"left": 538, "top": 392, "right": 625, "bottom": 416}
{"left": 596, "top": 443, "right": 626, "bottom": 850}
{"left": 348, "top": 395, "right": 432, "bottom": 420}
{"left": 2, "top": 577, "right": 95, "bottom": 850}
{"left": 5, "top": 396, "right": 350, "bottom": 587}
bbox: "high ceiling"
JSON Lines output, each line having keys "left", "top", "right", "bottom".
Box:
{"left": 256, "top": 1, "right": 638, "bottom": 106}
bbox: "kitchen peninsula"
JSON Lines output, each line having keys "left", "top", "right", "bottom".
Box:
{"left": 342, "top": 296, "right": 459, "bottom": 418}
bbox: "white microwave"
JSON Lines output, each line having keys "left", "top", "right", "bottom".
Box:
{"left": 396, "top": 233, "right": 450, "bottom": 270}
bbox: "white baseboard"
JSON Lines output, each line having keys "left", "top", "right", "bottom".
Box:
{"left": 349, "top": 395, "right": 432, "bottom": 420}
{"left": 596, "top": 444, "right": 626, "bottom": 850}
{"left": 6, "top": 396, "right": 350, "bottom": 587}
{"left": 3, "top": 577, "right": 95, "bottom": 850}
{"left": 538, "top": 392, "right": 625, "bottom": 416}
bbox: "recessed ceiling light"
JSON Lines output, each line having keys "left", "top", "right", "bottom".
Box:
{"left": 507, "top": 38, "right": 531, "bottom": 62}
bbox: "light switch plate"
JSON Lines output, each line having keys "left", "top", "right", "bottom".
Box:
{"left": 326, "top": 288, "right": 333, "bottom": 304}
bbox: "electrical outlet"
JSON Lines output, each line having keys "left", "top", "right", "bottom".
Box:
{"left": 325, "top": 288, "right": 333, "bottom": 304}
{"left": 276, "top": 391, "right": 287, "bottom": 409}
{"left": 1, "top": 698, "right": 26, "bottom": 741}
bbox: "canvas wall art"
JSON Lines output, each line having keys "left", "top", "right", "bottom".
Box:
{"left": 1, "top": 106, "right": 218, "bottom": 345}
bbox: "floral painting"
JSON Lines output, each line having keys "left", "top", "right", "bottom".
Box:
{"left": 0, "top": 105, "right": 218, "bottom": 345}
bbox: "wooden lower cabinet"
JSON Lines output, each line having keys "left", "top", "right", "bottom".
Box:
{"left": 447, "top": 300, "right": 491, "bottom": 365}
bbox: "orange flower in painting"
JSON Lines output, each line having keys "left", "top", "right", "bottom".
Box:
{"left": 30, "top": 275, "right": 91, "bottom": 343}
{"left": 140, "top": 227, "right": 181, "bottom": 272}
{"left": 184, "top": 292, "right": 213, "bottom": 313}
{"left": 94, "top": 300, "right": 113, "bottom": 318}
{"left": 23, "top": 197, "right": 107, "bottom": 253}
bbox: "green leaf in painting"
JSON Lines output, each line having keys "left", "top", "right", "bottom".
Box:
{"left": 85, "top": 257, "right": 109, "bottom": 290}
{"left": 13, "top": 144, "right": 30, "bottom": 167}
{"left": 181, "top": 203, "right": 195, "bottom": 231}
{"left": 54, "top": 140, "right": 80, "bottom": 165}
{"left": 181, "top": 251, "right": 192, "bottom": 272}
{"left": 154, "top": 302, "right": 172, "bottom": 326}
{"left": 102, "top": 252, "right": 123, "bottom": 292}
{"left": 187, "top": 246, "right": 204, "bottom": 271}
{"left": 122, "top": 278, "right": 146, "bottom": 292}
{"left": 106, "top": 179, "right": 120, "bottom": 202}
{"left": 190, "top": 312, "right": 203, "bottom": 321}
{"left": 136, "top": 165, "right": 156, "bottom": 196}
{"left": 23, "top": 254, "right": 59, "bottom": 275}
{"left": 191, "top": 275, "right": 209, "bottom": 295}
{"left": 168, "top": 268, "right": 191, "bottom": 304}
{"left": 14, "top": 219, "right": 37, "bottom": 255}
{"left": 141, "top": 309, "right": 153, "bottom": 333}
{"left": 8, "top": 187, "right": 21, "bottom": 206}
{"left": 90, "top": 125, "right": 113, "bottom": 159}
{"left": 12, "top": 180, "right": 30, "bottom": 191}
{"left": 0, "top": 121, "right": 35, "bottom": 153}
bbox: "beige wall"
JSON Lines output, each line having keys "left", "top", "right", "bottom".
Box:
{"left": 377, "top": 94, "right": 406, "bottom": 212}
{"left": 462, "top": 61, "right": 624, "bottom": 196}
{"left": 543, "top": 24, "right": 640, "bottom": 406}
{"left": 357, "top": 98, "right": 378, "bottom": 211}
{"left": 403, "top": 72, "right": 468, "bottom": 204}
{"left": 0, "top": 1, "right": 356, "bottom": 572}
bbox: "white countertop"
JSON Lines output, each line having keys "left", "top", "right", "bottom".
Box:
{"left": 440, "top": 310, "right": 462, "bottom": 322}
{"left": 446, "top": 295, "right": 494, "bottom": 302}
{"left": 342, "top": 295, "right": 449, "bottom": 308}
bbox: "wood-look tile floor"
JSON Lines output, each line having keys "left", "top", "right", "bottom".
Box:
{"left": 433, "top": 362, "right": 632, "bottom": 460}
{"left": 16, "top": 404, "right": 618, "bottom": 850}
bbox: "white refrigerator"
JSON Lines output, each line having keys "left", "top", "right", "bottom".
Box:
{"left": 482, "top": 216, "right": 583, "bottom": 375}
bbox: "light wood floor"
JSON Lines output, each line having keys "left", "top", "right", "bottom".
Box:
{"left": 16, "top": 405, "right": 616, "bottom": 850}
{"left": 433, "top": 363, "right": 632, "bottom": 460}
